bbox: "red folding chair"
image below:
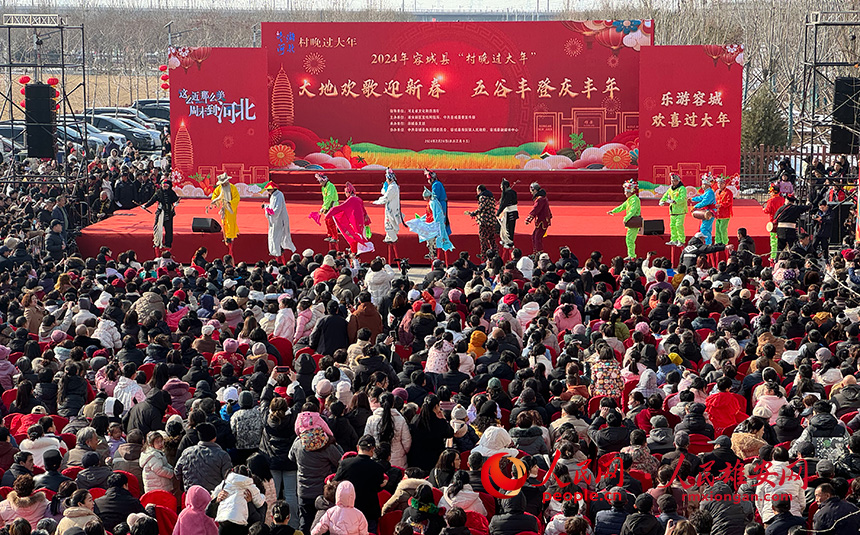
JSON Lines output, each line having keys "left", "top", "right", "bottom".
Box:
{"left": 588, "top": 395, "right": 607, "bottom": 416}
{"left": 62, "top": 466, "right": 84, "bottom": 479}
{"left": 478, "top": 492, "right": 495, "bottom": 518}
{"left": 89, "top": 487, "right": 106, "bottom": 499}
{"left": 688, "top": 433, "right": 715, "bottom": 455}
{"left": 629, "top": 469, "right": 653, "bottom": 491}
{"left": 139, "top": 363, "right": 155, "bottom": 382}
{"left": 142, "top": 489, "right": 178, "bottom": 512}
{"left": 60, "top": 433, "right": 76, "bottom": 451}
{"left": 378, "top": 510, "right": 402, "bottom": 535}
{"left": 115, "top": 470, "right": 141, "bottom": 497}
{"left": 2, "top": 389, "right": 16, "bottom": 408}
{"left": 268, "top": 336, "right": 294, "bottom": 367}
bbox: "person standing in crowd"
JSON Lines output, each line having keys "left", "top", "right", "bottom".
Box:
{"left": 262, "top": 182, "right": 296, "bottom": 264}
{"left": 714, "top": 176, "right": 734, "bottom": 246}
{"left": 690, "top": 174, "right": 717, "bottom": 245}
{"left": 316, "top": 173, "right": 340, "bottom": 244}
{"left": 774, "top": 195, "right": 812, "bottom": 253}
{"left": 525, "top": 181, "right": 552, "bottom": 257}
{"left": 608, "top": 179, "right": 641, "bottom": 260}
{"left": 496, "top": 178, "right": 518, "bottom": 259}
{"left": 207, "top": 172, "right": 240, "bottom": 255}
{"left": 660, "top": 173, "right": 687, "bottom": 247}
{"left": 762, "top": 184, "right": 785, "bottom": 261}
{"left": 372, "top": 168, "right": 404, "bottom": 266}
{"left": 465, "top": 185, "right": 498, "bottom": 260}
{"left": 142, "top": 178, "right": 179, "bottom": 252}
{"left": 812, "top": 199, "right": 834, "bottom": 257}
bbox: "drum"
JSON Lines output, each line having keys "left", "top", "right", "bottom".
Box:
{"left": 766, "top": 222, "right": 774, "bottom": 232}
{"left": 692, "top": 210, "right": 714, "bottom": 221}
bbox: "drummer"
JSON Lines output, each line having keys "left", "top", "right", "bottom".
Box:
{"left": 762, "top": 184, "right": 785, "bottom": 260}
{"left": 690, "top": 174, "right": 717, "bottom": 245}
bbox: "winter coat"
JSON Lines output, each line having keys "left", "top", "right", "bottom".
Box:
{"left": 173, "top": 485, "right": 218, "bottom": 535}
{"left": 365, "top": 268, "right": 397, "bottom": 306}
{"left": 123, "top": 389, "right": 169, "bottom": 435}
{"left": 294, "top": 308, "right": 315, "bottom": 343}
{"left": 0, "top": 359, "right": 16, "bottom": 391}
{"left": 699, "top": 482, "right": 747, "bottom": 535}
{"left": 56, "top": 506, "right": 100, "bottom": 534}
{"left": 288, "top": 438, "right": 343, "bottom": 499}
{"left": 813, "top": 497, "right": 860, "bottom": 533}
{"left": 488, "top": 494, "right": 539, "bottom": 535}
{"left": 331, "top": 415, "right": 358, "bottom": 453}
{"left": 34, "top": 382, "right": 58, "bottom": 415}
{"left": 509, "top": 426, "right": 549, "bottom": 456}
{"left": 705, "top": 391, "right": 746, "bottom": 431}
{"left": 410, "top": 313, "right": 437, "bottom": 351}
{"left": 353, "top": 354, "right": 398, "bottom": 391}
{"left": 57, "top": 374, "right": 88, "bottom": 417}
{"left": 774, "top": 414, "right": 804, "bottom": 444}
{"left": 114, "top": 376, "right": 146, "bottom": 415}
{"left": 347, "top": 303, "right": 384, "bottom": 344}
{"left": 675, "top": 407, "right": 715, "bottom": 438}
{"left": 212, "top": 472, "right": 266, "bottom": 525}
{"left": 310, "top": 314, "right": 350, "bottom": 356}
{"left": 0, "top": 490, "right": 50, "bottom": 528}
{"left": 333, "top": 275, "right": 361, "bottom": 303}
{"left": 93, "top": 318, "right": 122, "bottom": 350}
{"left": 647, "top": 427, "right": 675, "bottom": 455}
{"left": 595, "top": 508, "right": 629, "bottom": 535}
{"left": 231, "top": 408, "right": 264, "bottom": 450}
{"left": 832, "top": 384, "right": 860, "bottom": 416}
{"left": 112, "top": 442, "right": 143, "bottom": 483}
{"left": 620, "top": 512, "right": 663, "bottom": 535}
{"left": 382, "top": 478, "right": 428, "bottom": 515}
{"left": 130, "top": 292, "right": 166, "bottom": 321}
{"left": 76, "top": 465, "right": 113, "bottom": 489}
{"left": 364, "top": 407, "right": 412, "bottom": 468}
{"left": 791, "top": 412, "right": 851, "bottom": 461}
{"left": 95, "top": 487, "right": 145, "bottom": 531}
{"left": 439, "top": 485, "right": 486, "bottom": 515}
{"left": 163, "top": 378, "right": 192, "bottom": 417}
{"left": 140, "top": 447, "right": 175, "bottom": 493}
{"left": 407, "top": 415, "right": 454, "bottom": 472}
{"left": 755, "top": 460, "right": 805, "bottom": 522}
{"left": 273, "top": 308, "right": 296, "bottom": 341}
{"left": 175, "top": 441, "right": 233, "bottom": 492}
{"left": 20, "top": 436, "right": 63, "bottom": 469}
{"left": 311, "top": 480, "right": 369, "bottom": 535}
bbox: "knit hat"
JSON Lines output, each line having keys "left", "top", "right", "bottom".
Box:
{"left": 223, "top": 339, "right": 239, "bottom": 353}
{"left": 650, "top": 415, "right": 668, "bottom": 428}
{"left": 752, "top": 406, "right": 773, "bottom": 419}
{"left": 323, "top": 255, "right": 336, "bottom": 267}
{"left": 452, "top": 404, "right": 467, "bottom": 421}
{"left": 392, "top": 387, "right": 409, "bottom": 402}
{"left": 668, "top": 352, "right": 682, "bottom": 365}
{"left": 488, "top": 377, "right": 502, "bottom": 390}
{"left": 251, "top": 342, "right": 267, "bottom": 356}
{"left": 316, "top": 378, "right": 333, "bottom": 397}
{"left": 336, "top": 381, "right": 353, "bottom": 406}
{"left": 50, "top": 330, "right": 66, "bottom": 343}
{"left": 0, "top": 345, "right": 12, "bottom": 360}
{"left": 239, "top": 391, "right": 254, "bottom": 410}
{"left": 82, "top": 451, "right": 100, "bottom": 468}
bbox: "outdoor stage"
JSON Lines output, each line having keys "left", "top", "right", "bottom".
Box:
{"left": 78, "top": 197, "right": 771, "bottom": 265}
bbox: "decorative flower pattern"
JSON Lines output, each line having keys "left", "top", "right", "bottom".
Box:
{"left": 602, "top": 147, "right": 632, "bottom": 169}
{"left": 602, "top": 96, "right": 620, "bottom": 113}
{"left": 303, "top": 53, "right": 325, "bottom": 75}
{"left": 607, "top": 55, "right": 620, "bottom": 68}
{"left": 564, "top": 37, "right": 584, "bottom": 57}
{"left": 667, "top": 137, "right": 678, "bottom": 151}
{"left": 269, "top": 145, "right": 296, "bottom": 167}
{"left": 612, "top": 20, "right": 641, "bottom": 34}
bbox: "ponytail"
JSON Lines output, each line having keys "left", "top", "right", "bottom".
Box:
{"left": 378, "top": 392, "right": 395, "bottom": 443}
{"left": 448, "top": 470, "right": 469, "bottom": 497}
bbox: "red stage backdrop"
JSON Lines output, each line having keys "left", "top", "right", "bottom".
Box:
{"left": 168, "top": 47, "right": 270, "bottom": 197}
{"left": 638, "top": 45, "right": 743, "bottom": 187}
{"left": 261, "top": 21, "right": 652, "bottom": 171}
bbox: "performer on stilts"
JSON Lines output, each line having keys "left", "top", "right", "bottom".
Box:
{"left": 690, "top": 174, "right": 717, "bottom": 245}
{"left": 497, "top": 178, "right": 518, "bottom": 260}
{"left": 207, "top": 172, "right": 239, "bottom": 256}
{"left": 608, "top": 179, "right": 641, "bottom": 260}
{"left": 425, "top": 169, "right": 451, "bottom": 246}
{"left": 142, "top": 178, "right": 179, "bottom": 255}
{"left": 324, "top": 182, "right": 374, "bottom": 255}
{"left": 406, "top": 187, "right": 453, "bottom": 262}
{"left": 372, "top": 168, "right": 404, "bottom": 265}
{"left": 762, "top": 184, "right": 785, "bottom": 261}
{"left": 525, "top": 182, "right": 552, "bottom": 258}
{"left": 262, "top": 181, "right": 296, "bottom": 264}
{"left": 315, "top": 173, "right": 340, "bottom": 244}
{"left": 659, "top": 173, "right": 687, "bottom": 246}
{"left": 466, "top": 185, "right": 498, "bottom": 259}
{"left": 714, "top": 176, "right": 734, "bottom": 245}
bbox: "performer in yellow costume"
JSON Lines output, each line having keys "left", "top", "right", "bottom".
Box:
{"left": 207, "top": 172, "right": 240, "bottom": 255}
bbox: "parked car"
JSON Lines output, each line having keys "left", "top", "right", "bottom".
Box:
{"left": 79, "top": 114, "right": 155, "bottom": 150}
{"left": 137, "top": 104, "right": 169, "bottom": 121}
{"left": 63, "top": 118, "right": 127, "bottom": 147}
{"left": 113, "top": 117, "right": 161, "bottom": 149}
{"left": 57, "top": 125, "right": 103, "bottom": 158}
{"left": 0, "top": 136, "right": 24, "bottom": 162}
{"left": 85, "top": 106, "right": 168, "bottom": 130}
{"left": 0, "top": 121, "right": 83, "bottom": 160}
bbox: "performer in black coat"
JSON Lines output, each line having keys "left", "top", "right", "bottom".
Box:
{"left": 143, "top": 179, "right": 180, "bottom": 249}
{"left": 496, "top": 178, "right": 518, "bottom": 254}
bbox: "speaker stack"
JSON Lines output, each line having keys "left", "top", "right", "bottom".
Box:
{"left": 831, "top": 77, "right": 860, "bottom": 155}
{"left": 24, "top": 82, "right": 57, "bottom": 159}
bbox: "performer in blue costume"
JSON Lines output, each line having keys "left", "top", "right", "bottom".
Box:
{"left": 406, "top": 186, "right": 454, "bottom": 262}
{"left": 690, "top": 174, "right": 717, "bottom": 245}
{"left": 425, "top": 169, "right": 451, "bottom": 236}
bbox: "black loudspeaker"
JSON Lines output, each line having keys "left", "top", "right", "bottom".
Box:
{"left": 640, "top": 219, "right": 665, "bottom": 235}
{"left": 831, "top": 77, "right": 860, "bottom": 154}
{"left": 830, "top": 202, "right": 852, "bottom": 245}
{"left": 191, "top": 217, "right": 221, "bottom": 233}
{"left": 24, "top": 82, "right": 56, "bottom": 159}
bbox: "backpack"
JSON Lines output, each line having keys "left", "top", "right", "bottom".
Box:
{"left": 300, "top": 427, "right": 328, "bottom": 451}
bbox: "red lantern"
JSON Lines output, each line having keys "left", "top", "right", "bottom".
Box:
{"left": 19, "top": 101, "right": 25, "bottom": 108}
{"left": 56, "top": 104, "right": 60, "bottom": 110}
{"left": 161, "top": 83, "right": 169, "bottom": 90}
{"left": 46, "top": 77, "right": 59, "bottom": 86}
{"left": 19, "top": 88, "right": 25, "bottom": 95}
{"left": 158, "top": 64, "right": 168, "bottom": 72}
{"left": 160, "top": 74, "right": 169, "bottom": 81}
{"left": 18, "top": 75, "right": 30, "bottom": 84}
{"left": 55, "top": 90, "right": 60, "bottom": 98}
{"left": 594, "top": 27, "right": 624, "bottom": 53}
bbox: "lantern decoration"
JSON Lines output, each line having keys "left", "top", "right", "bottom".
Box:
{"left": 189, "top": 46, "right": 211, "bottom": 69}
{"left": 19, "top": 88, "right": 25, "bottom": 95}
{"left": 46, "top": 77, "right": 59, "bottom": 86}
{"left": 19, "top": 101, "right": 25, "bottom": 108}
{"left": 160, "top": 74, "right": 169, "bottom": 82}
{"left": 55, "top": 90, "right": 60, "bottom": 98}
{"left": 172, "top": 120, "right": 194, "bottom": 176}
{"left": 158, "top": 64, "right": 168, "bottom": 72}
{"left": 161, "top": 83, "right": 170, "bottom": 90}
{"left": 702, "top": 45, "right": 725, "bottom": 66}
{"left": 56, "top": 104, "right": 60, "bottom": 110}
{"left": 18, "top": 75, "right": 30, "bottom": 84}
{"left": 594, "top": 27, "right": 625, "bottom": 54}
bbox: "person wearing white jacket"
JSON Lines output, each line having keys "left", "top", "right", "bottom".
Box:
{"left": 364, "top": 259, "right": 397, "bottom": 306}
{"left": 93, "top": 318, "right": 121, "bottom": 351}
{"left": 19, "top": 425, "right": 63, "bottom": 468}
{"left": 755, "top": 448, "right": 805, "bottom": 523}
{"left": 273, "top": 297, "right": 296, "bottom": 340}
{"left": 139, "top": 431, "right": 175, "bottom": 493}
{"left": 363, "top": 392, "right": 411, "bottom": 468}
{"left": 211, "top": 466, "right": 266, "bottom": 527}
{"left": 438, "top": 471, "right": 487, "bottom": 515}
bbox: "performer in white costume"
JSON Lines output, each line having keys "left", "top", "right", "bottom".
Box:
{"left": 262, "top": 181, "right": 296, "bottom": 263}
{"left": 372, "top": 168, "right": 404, "bottom": 265}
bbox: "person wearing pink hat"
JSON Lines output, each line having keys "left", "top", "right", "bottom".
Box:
{"left": 213, "top": 339, "right": 244, "bottom": 370}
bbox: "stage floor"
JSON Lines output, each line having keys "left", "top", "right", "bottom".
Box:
{"left": 78, "top": 198, "right": 771, "bottom": 265}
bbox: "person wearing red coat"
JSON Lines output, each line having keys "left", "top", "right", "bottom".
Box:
{"left": 714, "top": 176, "right": 734, "bottom": 245}
{"left": 704, "top": 377, "right": 746, "bottom": 433}
{"left": 525, "top": 182, "right": 552, "bottom": 256}
{"left": 762, "top": 185, "right": 785, "bottom": 260}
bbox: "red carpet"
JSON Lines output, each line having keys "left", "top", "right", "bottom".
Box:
{"left": 78, "top": 198, "right": 771, "bottom": 266}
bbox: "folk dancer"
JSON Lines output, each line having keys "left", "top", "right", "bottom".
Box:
{"left": 316, "top": 173, "right": 340, "bottom": 244}
{"left": 659, "top": 173, "right": 687, "bottom": 246}
{"left": 325, "top": 182, "right": 374, "bottom": 254}
{"left": 714, "top": 176, "right": 734, "bottom": 245}
{"left": 690, "top": 174, "right": 717, "bottom": 245}
{"left": 762, "top": 184, "right": 785, "bottom": 261}
{"left": 142, "top": 178, "right": 179, "bottom": 255}
{"left": 497, "top": 178, "right": 519, "bottom": 260}
{"left": 608, "top": 179, "right": 641, "bottom": 260}
{"left": 525, "top": 182, "right": 552, "bottom": 257}
{"left": 206, "top": 172, "right": 240, "bottom": 256}
{"left": 372, "top": 168, "right": 404, "bottom": 265}
{"left": 465, "top": 185, "right": 498, "bottom": 259}
{"left": 425, "top": 169, "right": 451, "bottom": 236}
{"left": 406, "top": 187, "right": 453, "bottom": 262}
{"left": 262, "top": 182, "right": 296, "bottom": 263}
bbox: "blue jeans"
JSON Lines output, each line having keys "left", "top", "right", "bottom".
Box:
{"left": 272, "top": 470, "right": 299, "bottom": 528}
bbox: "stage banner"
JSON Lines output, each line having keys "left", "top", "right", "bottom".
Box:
{"left": 637, "top": 45, "right": 743, "bottom": 193}
{"left": 261, "top": 21, "right": 652, "bottom": 171}
{"left": 168, "top": 46, "right": 270, "bottom": 198}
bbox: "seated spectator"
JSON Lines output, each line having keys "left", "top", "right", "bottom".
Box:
{"left": 75, "top": 451, "right": 112, "bottom": 490}
{"left": 56, "top": 490, "right": 99, "bottom": 533}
